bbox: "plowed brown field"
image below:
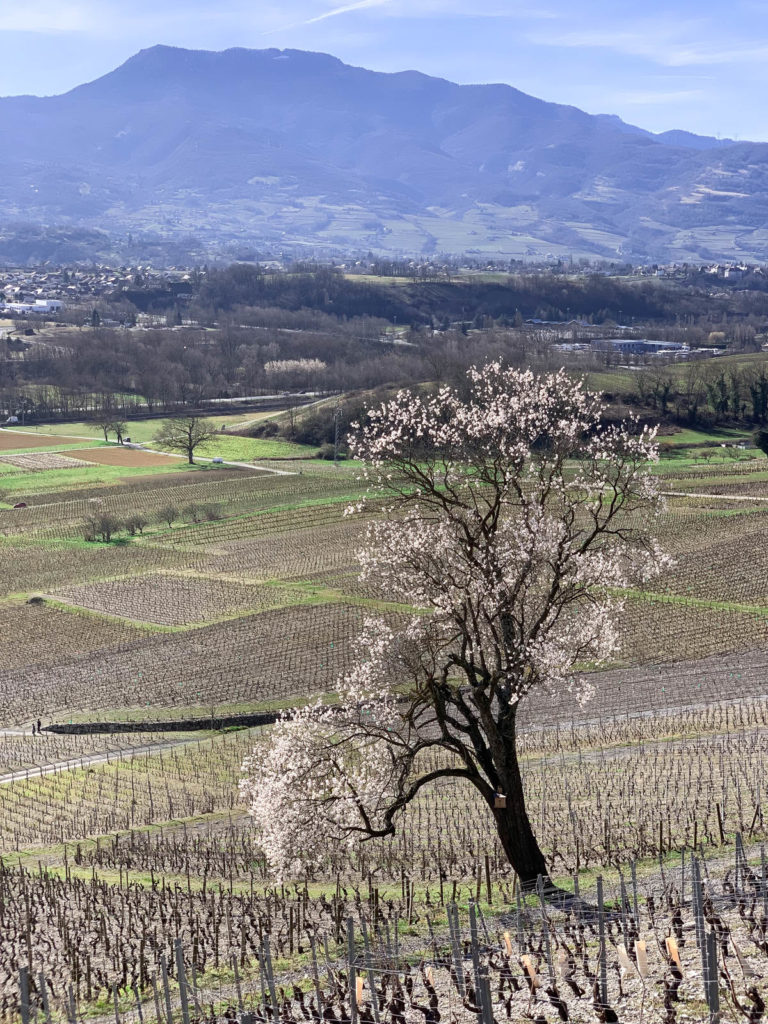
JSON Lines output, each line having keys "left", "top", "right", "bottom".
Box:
{"left": 64, "top": 446, "right": 177, "bottom": 467}
{"left": 0, "top": 431, "right": 84, "bottom": 449}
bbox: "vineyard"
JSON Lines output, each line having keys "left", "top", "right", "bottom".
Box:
{"left": 2, "top": 421, "right": 768, "bottom": 1020}
{"left": 0, "top": 452, "right": 95, "bottom": 471}
{"left": 49, "top": 574, "right": 301, "bottom": 628}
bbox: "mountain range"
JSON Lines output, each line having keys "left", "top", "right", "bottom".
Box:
{"left": 1, "top": 45, "right": 768, "bottom": 264}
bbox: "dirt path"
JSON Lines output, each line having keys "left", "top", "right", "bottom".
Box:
{"left": 0, "top": 735, "right": 195, "bottom": 787}
{"left": 661, "top": 489, "right": 768, "bottom": 502}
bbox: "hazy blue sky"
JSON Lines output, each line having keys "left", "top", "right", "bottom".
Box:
{"left": 2, "top": 0, "right": 767, "bottom": 139}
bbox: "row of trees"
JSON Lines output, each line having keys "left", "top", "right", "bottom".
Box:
{"left": 5, "top": 263, "right": 768, "bottom": 422}
{"left": 635, "top": 364, "right": 768, "bottom": 425}
{"left": 184, "top": 264, "right": 768, "bottom": 326}
{"left": 83, "top": 499, "right": 224, "bottom": 542}
{"left": 94, "top": 413, "right": 128, "bottom": 443}
{"left": 0, "top": 320, "right": 558, "bottom": 421}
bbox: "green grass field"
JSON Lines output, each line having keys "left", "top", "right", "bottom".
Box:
{"left": 190, "top": 434, "right": 318, "bottom": 461}
{"left": 657, "top": 425, "right": 753, "bottom": 446}
{"left": 8, "top": 415, "right": 317, "bottom": 461}
{"left": 583, "top": 352, "right": 768, "bottom": 399}
{"left": 0, "top": 460, "right": 214, "bottom": 500}
{"left": 581, "top": 368, "right": 638, "bottom": 394}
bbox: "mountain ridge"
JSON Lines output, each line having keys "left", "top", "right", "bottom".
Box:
{"left": 0, "top": 45, "right": 766, "bottom": 264}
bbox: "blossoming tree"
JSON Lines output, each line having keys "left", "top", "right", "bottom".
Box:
{"left": 242, "top": 364, "right": 668, "bottom": 890}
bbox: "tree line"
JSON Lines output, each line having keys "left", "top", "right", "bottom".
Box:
{"left": 119, "top": 263, "right": 768, "bottom": 327}
{"left": 632, "top": 364, "right": 768, "bottom": 427}
{"left": 4, "top": 265, "right": 768, "bottom": 423}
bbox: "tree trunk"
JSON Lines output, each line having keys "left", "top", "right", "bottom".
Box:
{"left": 492, "top": 707, "right": 549, "bottom": 889}
{"left": 188, "top": 451, "right": 194, "bottom": 464}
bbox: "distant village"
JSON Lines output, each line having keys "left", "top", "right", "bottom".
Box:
{"left": 0, "top": 265, "right": 194, "bottom": 320}
{"left": 2, "top": 259, "right": 767, "bottom": 369}
{"left": 0, "top": 258, "right": 765, "bottom": 323}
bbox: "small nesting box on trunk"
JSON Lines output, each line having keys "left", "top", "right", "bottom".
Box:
{"left": 493, "top": 792, "right": 507, "bottom": 809}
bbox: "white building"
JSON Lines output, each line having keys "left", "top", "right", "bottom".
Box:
{"left": 0, "top": 299, "right": 65, "bottom": 314}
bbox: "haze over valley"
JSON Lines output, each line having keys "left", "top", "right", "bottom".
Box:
{"left": 2, "top": 44, "right": 768, "bottom": 264}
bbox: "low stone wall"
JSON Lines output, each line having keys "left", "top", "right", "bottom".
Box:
{"left": 43, "top": 711, "right": 282, "bottom": 735}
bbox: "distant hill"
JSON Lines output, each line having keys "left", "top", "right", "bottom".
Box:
{"left": 1, "top": 45, "right": 767, "bottom": 263}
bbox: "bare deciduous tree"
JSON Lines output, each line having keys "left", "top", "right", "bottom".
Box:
{"left": 153, "top": 416, "right": 216, "bottom": 464}
{"left": 83, "top": 511, "right": 122, "bottom": 543}
{"left": 95, "top": 411, "right": 115, "bottom": 443}
{"left": 157, "top": 505, "right": 179, "bottom": 528}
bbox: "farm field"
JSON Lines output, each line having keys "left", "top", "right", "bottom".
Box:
{"left": 179, "top": 433, "right": 319, "bottom": 461}
{"left": 7, "top": 413, "right": 319, "bottom": 458}
{"left": 50, "top": 572, "right": 307, "bottom": 626}
{"left": 0, "top": 451, "right": 97, "bottom": 470}
{"left": 0, "top": 430, "right": 97, "bottom": 450}
{"left": 657, "top": 425, "right": 753, "bottom": 447}
{"left": 4, "top": 419, "right": 768, "bottom": 1021}
{"left": 5, "top": 412, "right": 275, "bottom": 443}
{"left": 64, "top": 446, "right": 178, "bottom": 467}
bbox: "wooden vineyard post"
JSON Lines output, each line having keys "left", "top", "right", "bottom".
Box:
{"left": 310, "top": 935, "right": 323, "bottom": 1009}
{"left": 262, "top": 935, "right": 279, "bottom": 1019}
{"left": 515, "top": 890, "right": 524, "bottom": 953}
{"left": 468, "top": 901, "right": 482, "bottom": 999}
{"left": 382, "top": 921, "right": 392, "bottom": 970}
{"left": 705, "top": 930, "right": 721, "bottom": 1024}
{"left": 716, "top": 803, "right": 726, "bottom": 845}
{"left": 478, "top": 968, "right": 494, "bottom": 1024}
{"left": 231, "top": 956, "right": 244, "bottom": 1017}
{"left": 67, "top": 984, "right": 77, "bottom": 1024}
{"left": 256, "top": 948, "right": 267, "bottom": 1011}
{"left": 38, "top": 973, "right": 52, "bottom": 1024}
{"left": 346, "top": 918, "right": 358, "bottom": 1024}
{"left": 469, "top": 903, "right": 494, "bottom": 1024}
{"left": 447, "top": 903, "right": 465, "bottom": 994}
{"left": 133, "top": 983, "right": 145, "bottom": 1024}
{"left": 475, "top": 899, "right": 491, "bottom": 945}
{"left": 425, "top": 913, "right": 437, "bottom": 958}
{"left": 360, "top": 915, "right": 380, "bottom": 1024}
{"left": 536, "top": 878, "right": 555, "bottom": 987}
{"left": 174, "top": 939, "right": 191, "bottom": 1024}
{"left": 619, "top": 872, "right": 629, "bottom": 942}
{"left": 597, "top": 876, "right": 608, "bottom": 1011}
{"left": 18, "top": 969, "right": 30, "bottom": 1024}
{"left": 735, "top": 832, "right": 747, "bottom": 891}
{"left": 151, "top": 974, "right": 163, "bottom": 1024}
{"left": 160, "top": 953, "right": 173, "bottom": 1024}
{"left": 692, "top": 857, "right": 705, "bottom": 951}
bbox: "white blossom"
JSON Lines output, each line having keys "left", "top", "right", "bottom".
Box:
{"left": 242, "top": 364, "right": 669, "bottom": 880}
